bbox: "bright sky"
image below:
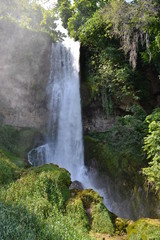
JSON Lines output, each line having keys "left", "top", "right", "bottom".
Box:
{"left": 39, "top": 0, "right": 57, "bottom": 9}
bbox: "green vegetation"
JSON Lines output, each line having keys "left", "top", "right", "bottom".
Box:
{"left": 143, "top": 108, "right": 160, "bottom": 191}
{"left": 0, "top": 202, "right": 54, "bottom": 240}
{"left": 0, "top": 162, "right": 121, "bottom": 239}
{"left": 58, "top": 0, "right": 160, "bottom": 116}
{"left": 0, "top": 0, "right": 63, "bottom": 40}
{"left": 0, "top": 124, "right": 44, "bottom": 167}
{"left": 127, "top": 218, "right": 160, "bottom": 240}
{"left": 0, "top": 150, "right": 20, "bottom": 185}
{"left": 103, "top": 0, "right": 158, "bottom": 69}
{"left": 67, "top": 189, "right": 114, "bottom": 235}
{"left": 1, "top": 0, "right": 160, "bottom": 238}
{"left": 85, "top": 105, "right": 147, "bottom": 178}
{"left": 91, "top": 203, "right": 114, "bottom": 234}
{"left": 56, "top": 0, "right": 160, "bottom": 196}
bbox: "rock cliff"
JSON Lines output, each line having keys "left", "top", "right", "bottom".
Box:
{"left": 0, "top": 20, "right": 51, "bottom": 129}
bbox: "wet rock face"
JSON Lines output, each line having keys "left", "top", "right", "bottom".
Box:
{"left": 0, "top": 21, "right": 51, "bottom": 130}
{"left": 84, "top": 135, "right": 160, "bottom": 220}
{"left": 69, "top": 180, "right": 84, "bottom": 190}
{"left": 82, "top": 97, "right": 115, "bottom": 133}
{"left": 83, "top": 113, "right": 115, "bottom": 133}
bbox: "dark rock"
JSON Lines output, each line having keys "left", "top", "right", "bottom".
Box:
{"left": 69, "top": 180, "right": 84, "bottom": 190}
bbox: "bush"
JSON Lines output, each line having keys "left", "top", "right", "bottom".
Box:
{"left": 0, "top": 164, "right": 94, "bottom": 240}
{"left": 0, "top": 202, "right": 56, "bottom": 240}
{"left": 85, "top": 105, "right": 147, "bottom": 178}
{"left": 143, "top": 108, "right": 160, "bottom": 191}
{"left": 92, "top": 203, "right": 114, "bottom": 234}
{"left": 127, "top": 218, "right": 160, "bottom": 240}
{"left": 66, "top": 189, "right": 115, "bottom": 235}
{"left": 0, "top": 150, "right": 19, "bottom": 185}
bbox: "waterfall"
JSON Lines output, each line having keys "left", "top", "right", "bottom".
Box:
{"left": 46, "top": 39, "right": 86, "bottom": 181}
{"left": 29, "top": 39, "right": 88, "bottom": 183}
{"left": 28, "top": 38, "right": 111, "bottom": 209}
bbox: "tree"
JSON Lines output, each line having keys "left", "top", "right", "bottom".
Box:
{"left": 57, "top": 0, "right": 108, "bottom": 39}
{"left": 78, "top": 11, "right": 109, "bottom": 48}
{"left": 103, "top": 0, "right": 159, "bottom": 69}
{"left": 57, "top": 0, "right": 72, "bottom": 29}
{"left": 0, "top": 0, "right": 60, "bottom": 40}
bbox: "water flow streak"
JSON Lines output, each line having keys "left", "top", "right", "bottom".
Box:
{"left": 29, "top": 39, "right": 87, "bottom": 184}
{"left": 28, "top": 39, "right": 111, "bottom": 208}
{"left": 46, "top": 39, "right": 86, "bottom": 181}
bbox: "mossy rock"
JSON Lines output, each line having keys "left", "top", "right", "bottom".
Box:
{"left": 84, "top": 135, "right": 147, "bottom": 208}
{"left": 66, "top": 196, "right": 90, "bottom": 232}
{"left": 115, "top": 218, "right": 133, "bottom": 236}
{"left": 1, "top": 164, "right": 71, "bottom": 213}
{"left": 17, "top": 127, "right": 45, "bottom": 158}
{"left": 81, "top": 81, "right": 92, "bottom": 108}
{"left": 127, "top": 218, "right": 160, "bottom": 240}
{"left": 0, "top": 125, "right": 19, "bottom": 154}
{"left": 67, "top": 189, "right": 115, "bottom": 235}
{"left": 91, "top": 202, "right": 114, "bottom": 234}
{"left": 0, "top": 124, "right": 45, "bottom": 167}
{"left": 84, "top": 136, "right": 119, "bottom": 178}
{"left": 0, "top": 164, "right": 93, "bottom": 239}
{"left": 0, "top": 150, "right": 20, "bottom": 185}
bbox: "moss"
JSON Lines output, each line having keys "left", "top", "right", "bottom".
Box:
{"left": 67, "top": 189, "right": 115, "bottom": 235}
{"left": 0, "top": 164, "right": 94, "bottom": 239}
{"left": 16, "top": 127, "right": 45, "bottom": 158}
{"left": 91, "top": 203, "right": 114, "bottom": 234}
{"left": 1, "top": 164, "right": 71, "bottom": 211}
{"left": 0, "top": 125, "right": 19, "bottom": 154}
{"left": 0, "top": 150, "right": 20, "bottom": 185}
{"left": 0, "top": 124, "right": 45, "bottom": 167}
{"left": 84, "top": 134, "right": 146, "bottom": 191}
{"left": 127, "top": 218, "right": 160, "bottom": 240}
{"left": 84, "top": 136, "right": 119, "bottom": 178}
{"left": 1, "top": 148, "right": 25, "bottom": 168}
{"left": 66, "top": 197, "right": 90, "bottom": 232}
{"left": 115, "top": 218, "right": 132, "bottom": 236}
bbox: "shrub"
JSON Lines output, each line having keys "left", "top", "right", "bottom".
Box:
{"left": 127, "top": 218, "right": 160, "bottom": 240}
{"left": 0, "top": 164, "right": 93, "bottom": 240}
{"left": 0, "top": 150, "right": 19, "bottom": 185}
{"left": 143, "top": 108, "right": 160, "bottom": 191}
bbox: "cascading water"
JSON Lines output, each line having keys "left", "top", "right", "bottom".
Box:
{"left": 28, "top": 37, "right": 111, "bottom": 209}
{"left": 29, "top": 39, "right": 89, "bottom": 185}
{"left": 46, "top": 39, "right": 87, "bottom": 182}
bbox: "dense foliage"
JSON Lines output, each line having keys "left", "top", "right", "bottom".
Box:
{"left": 0, "top": 125, "right": 44, "bottom": 167}
{"left": 56, "top": 0, "right": 160, "bottom": 194}
{"left": 58, "top": 0, "right": 160, "bottom": 68}
{"left": 143, "top": 109, "right": 160, "bottom": 191}
{"left": 85, "top": 105, "right": 147, "bottom": 179}
{"left": 103, "top": 0, "right": 159, "bottom": 69}
{"left": 0, "top": 0, "right": 63, "bottom": 40}
{"left": 0, "top": 150, "right": 20, "bottom": 185}
{"left": 0, "top": 162, "right": 117, "bottom": 239}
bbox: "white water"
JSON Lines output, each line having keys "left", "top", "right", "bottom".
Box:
{"left": 29, "top": 39, "right": 89, "bottom": 185}
{"left": 28, "top": 38, "right": 111, "bottom": 208}
{"left": 46, "top": 39, "right": 87, "bottom": 182}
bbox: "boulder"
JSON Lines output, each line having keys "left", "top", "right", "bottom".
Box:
{"left": 69, "top": 180, "right": 84, "bottom": 190}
